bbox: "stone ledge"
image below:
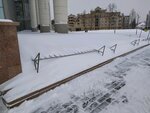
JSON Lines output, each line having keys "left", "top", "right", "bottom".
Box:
{"left": 0, "top": 22, "right": 19, "bottom": 26}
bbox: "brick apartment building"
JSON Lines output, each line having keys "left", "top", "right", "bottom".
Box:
{"left": 68, "top": 7, "right": 130, "bottom": 31}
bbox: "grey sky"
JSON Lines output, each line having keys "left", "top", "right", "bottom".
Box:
{"left": 67, "top": 0, "right": 150, "bottom": 22}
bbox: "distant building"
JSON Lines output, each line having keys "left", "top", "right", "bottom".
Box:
{"left": 68, "top": 7, "right": 130, "bottom": 31}
{"left": 123, "top": 15, "right": 130, "bottom": 29}
{"left": 68, "top": 14, "right": 76, "bottom": 31}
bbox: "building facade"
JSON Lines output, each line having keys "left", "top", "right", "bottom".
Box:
{"left": 0, "top": 0, "right": 68, "bottom": 33}
{"left": 68, "top": 7, "right": 130, "bottom": 31}
{"left": 0, "top": 0, "right": 30, "bottom": 31}
{"left": 123, "top": 15, "right": 130, "bottom": 29}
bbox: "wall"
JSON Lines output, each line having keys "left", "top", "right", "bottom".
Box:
{"left": 0, "top": 22, "right": 22, "bottom": 84}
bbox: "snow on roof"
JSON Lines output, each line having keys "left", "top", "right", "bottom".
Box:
{"left": 0, "top": 29, "right": 149, "bottom": 103}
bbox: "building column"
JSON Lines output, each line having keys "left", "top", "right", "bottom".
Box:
{"left": 53, "top": 0, "right": 68, "bottom": 33}
{"left": 29, "top": 0, "right": 38, "bottom": 31}
{"left": 38, "top": 0, "right": 50, "bottom": 33}
{"left": 35, "top": 0, "right": 40, "bottom": 26}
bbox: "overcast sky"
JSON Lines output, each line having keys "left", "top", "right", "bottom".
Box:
{"left": 50, "top": 0, "right": 150, "bottom": 22}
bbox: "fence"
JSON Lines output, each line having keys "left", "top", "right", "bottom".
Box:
{"left": 32, "top": 44, "right": 118, "bottom": 73}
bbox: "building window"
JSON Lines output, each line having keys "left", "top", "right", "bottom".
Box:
{"left": 0, "top": 0, "right": 4, "bottom": 19}
{"left": 0, "top": 0, "right": 3, "bottom": 7}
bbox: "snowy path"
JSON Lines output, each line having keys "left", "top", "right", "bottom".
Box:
{"left": 8, "top": 45, "right": 150, "bottom": 113}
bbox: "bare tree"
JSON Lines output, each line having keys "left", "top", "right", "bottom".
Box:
{"left": 146, "top": 11, "right": 150, "bottom": 29}
{"left": 146, "top": 11, "right": 150, "bottom": 40}
{"left": 136, "top": 14, "right": 140, "bottom": 35}
{"left": 129, "top": 9, "right": 136, "bottom": 29}
{"left": 108, "top": 4, "right": 112, "bottom": 12}
{"left": 108, "top": 3, "right": 117, "bottom": 12}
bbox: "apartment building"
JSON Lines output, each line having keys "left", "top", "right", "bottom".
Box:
{"left": 123, "top": 15, "right": 130, "bottom": 29}
{"left": 68, "top": 7, "right": 130, "bottom": 31}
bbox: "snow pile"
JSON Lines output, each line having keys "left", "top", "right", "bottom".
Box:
{"left": 0, "top": 29, "right": 149, "bottom": 103}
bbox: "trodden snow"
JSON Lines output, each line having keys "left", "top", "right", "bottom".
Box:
{"left": 0, "top": 29, "right": 150, "bottom": 108}
{"left": 4, "top": 35, "right": 150, "bottom": 113}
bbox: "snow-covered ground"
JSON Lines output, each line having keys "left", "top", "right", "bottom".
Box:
{"left": 6, "top": 40, "right": 150, "bottom": 113}
{"left": 0, "top": 29, "right": 150, "bottom": 103}
{"left": 0, "top": 96, "right": 8, "bottom": 113}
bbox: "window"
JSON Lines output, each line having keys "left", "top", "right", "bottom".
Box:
{"left": 0, "top": 0, "right": 3, "bottom": 7}
{"left": 0, "top": 8, "right": 4, "bottom": 19}
{"left": 0, "top": 0, "right": 4, "bottom": 19}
